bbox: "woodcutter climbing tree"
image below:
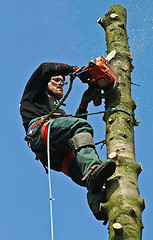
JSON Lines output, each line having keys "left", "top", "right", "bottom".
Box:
{"left": 97, "top": 5, "right": 145, "bottom": 239}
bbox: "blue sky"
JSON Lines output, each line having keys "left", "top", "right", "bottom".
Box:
{"left": 1, "top": 0, "right": 153, "bottom": 239}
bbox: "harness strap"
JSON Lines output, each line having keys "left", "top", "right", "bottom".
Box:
{"left": 27, "top": 119, "right": 57, "bottom": 151}
{"left": 41, "top": 121, "right": 57, "bottom": 151}
{"left": 61, "top": 152, "right": 75, "bottom": 176}
{"left": 27, "top": 119, "right": 43, "bottom": 147}
{"left": 41, "top": 121, "right": 75, "bottom": 176}
{"left": 27, "top": 118, "right": 75, "bottom": 176}
{"left": 27, "top": 119, "right": 43, "bottom": 135}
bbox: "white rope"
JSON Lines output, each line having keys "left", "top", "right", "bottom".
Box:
{"left": 47, "top": 122, "right": 55, "bottom": 240}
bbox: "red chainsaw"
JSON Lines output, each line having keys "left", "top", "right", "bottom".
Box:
{"left": 76, "top": 56, "right": 118, "bottom": 106}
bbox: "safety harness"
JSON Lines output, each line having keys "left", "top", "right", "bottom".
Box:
{"left": 27, "top": 116, "right": 75, "bottom": 176}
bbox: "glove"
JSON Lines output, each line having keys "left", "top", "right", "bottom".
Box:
{"left": 80, "top": 87, "right": 95, "bottom": 109}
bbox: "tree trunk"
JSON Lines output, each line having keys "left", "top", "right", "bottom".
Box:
{"left": 97, "top": 5, "right": 145, "bottom": 240}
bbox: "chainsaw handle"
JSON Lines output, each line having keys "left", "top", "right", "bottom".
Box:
{"left": 93, "top": 97, "right": 102, "bottom": 106}
{"left": 91, "top": 88, "right": 102, "bottom": 106}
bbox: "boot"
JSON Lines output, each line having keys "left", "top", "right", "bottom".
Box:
{"left": 90, "top": 184, "right": 107, "bottom": 221}
{"left": 84, "top": 159, "right": 116, "bottom": 194}
{"left": 91, "top": 199, "right": 108, "bottom": 224}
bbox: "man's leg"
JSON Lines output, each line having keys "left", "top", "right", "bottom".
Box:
{"left": 49, "top": 116, "right": 116, "bottom": 194}
{"left": 68, "top": 146, "right": 103, "bottom": 186}
{"left": 31, "top": 116, "right": 115, "bottom": 221}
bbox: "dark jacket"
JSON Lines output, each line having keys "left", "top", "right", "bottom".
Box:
{"left": 20, "top": 62, "right": 74, "bottom": 132}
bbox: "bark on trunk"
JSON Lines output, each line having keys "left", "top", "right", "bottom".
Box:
{"left": 97, "top": 5, "right": 145, "bottom": 240}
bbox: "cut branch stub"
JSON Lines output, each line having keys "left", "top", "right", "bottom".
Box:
{"left": 110, "top": 13, "right": 119, "bottom": 19}
{"left": 109, "top": 151, "right": 117, "bottom": 161}
{"left": 97, "top": 17, "right": 106, "bottom": 29}
{"left": 128, "top": 52, "right": 133, "bottom": 61}
{"left": 105, "top": 50, "right": 117, "bottom": 62}
{"left": 136, "top": 162, "right": 143, "bottom": 176}
{"left": 113, "top": 223, "right": 124, "bottom": 236}
{"left": 121, "top": 65, "right": 128, "bottom": 72}
{"left": 109, "top": 151, "right": 120, "bottom": 166}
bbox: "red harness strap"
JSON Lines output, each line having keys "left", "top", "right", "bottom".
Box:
{"left": 28, "top": 118, "right": 75, "bottom": 176}
{"left": 41, "top": 121, "right": 75, "bottom": 176}
{"left": 28, "top": 119, "right": 43, "bottom": 135}
{"left": 41, "top": 121, "right": 57, "bottom": 151}
{"left": 27, "top": 119, "right": 44, "bottom": 147}
{"left": 61, "top": 152, "right": 75, "bottom": 176}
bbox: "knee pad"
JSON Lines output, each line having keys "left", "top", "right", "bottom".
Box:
{"left": 68, "top": 132, "right": 95, "bottom": 151}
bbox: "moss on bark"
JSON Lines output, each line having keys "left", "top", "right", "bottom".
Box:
{"left": 98, "top": 5, "right": 144, "bottom": 239}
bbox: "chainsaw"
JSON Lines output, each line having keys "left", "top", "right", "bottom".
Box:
{"left": 76, "top": 56, "right": 118, "bottom": 106}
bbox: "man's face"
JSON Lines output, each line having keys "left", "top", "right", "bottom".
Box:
{"left": 48, "top": 75, "right": 64, "bottom": 99}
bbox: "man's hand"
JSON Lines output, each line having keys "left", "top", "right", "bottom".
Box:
{"left": 75, "top": 86, "right": 96, "bottom": 118}
{"left": 82, "top": 87, "right": 95, "bottom": 104}
{"left": 81, "top": 87, "right": 103, "bottom": 108}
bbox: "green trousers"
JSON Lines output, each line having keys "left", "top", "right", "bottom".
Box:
{"left": 30, "top": 116, "right": 104, "bottom": 206}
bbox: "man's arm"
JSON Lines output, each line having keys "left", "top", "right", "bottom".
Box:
{"left": 75, "top": 87, "right": 95, "bottom": 119}
{"left": 23, "top": 62, "right": 74, "bottom": 94}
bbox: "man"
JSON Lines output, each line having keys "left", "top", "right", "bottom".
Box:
{"left": 20, "top": 62, "right": 116, "bottom": 221}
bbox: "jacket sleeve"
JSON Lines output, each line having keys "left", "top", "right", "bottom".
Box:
{"left": 23, "top": 62, "right": 74, "bottom": 94}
